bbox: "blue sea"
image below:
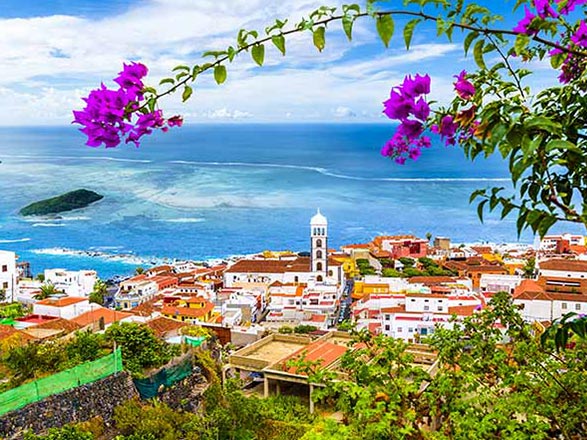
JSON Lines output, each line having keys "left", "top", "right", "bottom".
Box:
{"left": 0, "top": 124, "right": 580, "bottom": 279}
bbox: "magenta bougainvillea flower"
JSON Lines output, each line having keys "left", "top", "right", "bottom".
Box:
{"left": 513, "top": 6, "right": 538, "bottom": 35}
{"left": 381, "top": 74, "right": 431, "bottom": 164}
{"left": 431, "top": 115, "right": 459, "bottom": 146}
{"left": 73, "top": 62, "right": 183, "bottom": 148}
{"left": 556, "top": 0, "right": 587, "bottom": 14}
{"left": 571, "top": 21, "right": 587, "bottom": 47}
{"left": 453, "top": 70, "right": 476, "bottom": 100}
{"left": 535, "top": 0, "right": 558, "bottom": 18}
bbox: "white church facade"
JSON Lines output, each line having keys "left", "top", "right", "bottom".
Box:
{"left": 223, "top": 210, "right": 344, "bottom": 289}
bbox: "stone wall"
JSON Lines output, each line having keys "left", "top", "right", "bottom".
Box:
{"left": 158, "top": 368, "right": 209, "bottom": 413}
{"left": 0, "top": 372, "right": 138, "bottom": 439}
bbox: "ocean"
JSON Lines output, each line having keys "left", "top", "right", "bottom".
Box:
{"left": 0, "top": 124, "right": 580, "bottom": 279}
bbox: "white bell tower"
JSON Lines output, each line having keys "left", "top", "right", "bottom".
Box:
{"left": 310, "top": 209, "right": 328, "bottom": 281}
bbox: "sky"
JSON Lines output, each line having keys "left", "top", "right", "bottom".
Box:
{"left": 0, "top": 0, "right": 557, "bottom": 125}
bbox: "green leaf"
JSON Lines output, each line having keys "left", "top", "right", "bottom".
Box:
{"left": 546, "top": 139, "right": 580, "bottom": 153}
{"left": 214, "top": 65, "right": 227, "bottom": 85}
{"left": 182, "top": 85, "right": 193, "bottom": 102}
{"left": 272, "top": 35, "right": 286, "bottom": 55}
{"left": 403, "top": 19, "right": 420, "bottom": 50}
{"left": 159, "top": 78, "right": 175, "bottom": 86}
{"left": 313, "top": 26, "right": 326, "bottom": 52}
{"left": 473, "top": 39, "right": 486, "bottom": 69}
{"left": 342, "top": 15, "right": 355, "bottom": 41}
{"left": 514, "top": 34, "right": 530, "bottom": 55}
{"left": 477, "top": 199, "right": 488, "bottom": 222}
{"left": 376, "top": 14, "right": 394, "bottom": 48}
{"left": 172, "top": 65, "right": 190, "bottom": 72}
{"left": 251, "top": 44, "right": 265, "bottom": 66}
{"left": 463, "top": 31, "right": 478, "bottom": 56}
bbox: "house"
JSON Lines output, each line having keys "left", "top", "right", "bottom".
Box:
{"left": 161, "top": 297, "right": 220, "bottom": 324}
{"left": 33, "top": 297, "right": 95, "bottom": 320}
{"left": 479, "top": 274, "right": 522, "bottom": 295}
{"left": 43, "top": 269, "right": 97, "bottom": 297}
{"left": 72, "top": 307, "right": 133, "bottom": 330}
{"left": 371, "top": 235, "right": 428, "bottom": 259}
{"left": 0, "top": 250, "right": 18, "bottom": 302}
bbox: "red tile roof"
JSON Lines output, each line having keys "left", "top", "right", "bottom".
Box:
{"left": 72, "top": 307, "right": 132, "bottom": 326}
{"left": 34, "top": 318, "right": 82, "bottom": 333}
{"left": 36, "top": 297, "right": 88, "bottom": 307}
{"left": 162, "top": 302, "right": 214, "bottom": 319}
{"left": 145, "top": 316, "right": 188, "bottom": 337}
{"left": 540, "top": 259, "right": 587, "bottom": 272}
{"left": 281, "top": 340, "right": 349, "bottom": 375}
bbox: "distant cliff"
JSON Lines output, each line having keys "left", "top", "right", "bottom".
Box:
{"left": 20, "top": 189, "right": 103, "bottom": 216}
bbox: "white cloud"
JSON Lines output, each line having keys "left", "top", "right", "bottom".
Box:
{"left": 333, "top": 106, "right": 356, "bottom": 118}
{"left": 199, "top": 108, "right": 253, "bottom": 119}
{"left": 0, "top": 1, "right": 470, "bottom": 124}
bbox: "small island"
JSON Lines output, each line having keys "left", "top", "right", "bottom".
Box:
{"left": 20, "top": 189, "right": 104, "bottom": 216}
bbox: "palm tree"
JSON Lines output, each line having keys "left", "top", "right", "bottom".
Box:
{"left": 89, "top": 280, "right": 108, "bottom": 305}
{"left": 33, "top": 283, "right": 60, "bottom": 300}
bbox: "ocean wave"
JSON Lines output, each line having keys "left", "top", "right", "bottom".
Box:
{"left": 59, "top": 216, "right": 91, "bottom": 221}
{"left": 167, "top": 160, "right": 509, "bottom": 182}
{"left": 32, "top": 223, "right": 66, "bottom": 227}
{"left": 31, "top": 247, "right": 161, "bottom": 266}
{"left": 0, "top": 238, "right": 31, "bottom": 243}
{"left": 157, "top": 218, "right": 206, "bottom": 223}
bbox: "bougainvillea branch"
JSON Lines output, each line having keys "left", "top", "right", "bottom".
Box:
{"left": 74, "top": 0, "right": 587, "bottom": 237}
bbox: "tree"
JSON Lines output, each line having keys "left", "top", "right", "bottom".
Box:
{"left": 89, "top": 280, "right": 107, "bottom": 305}
{"left": 34, "top": 283, "right": 61, "bottom": 300}
{"left": 104, "top": 322, "right": 179, "bottom": 376}
{"left": 134, "top": 267, "right": 145, "bottom": 275}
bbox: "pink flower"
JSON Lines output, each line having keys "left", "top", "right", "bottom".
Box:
{"left": 453, "top": 70, "right": 476, "bottom": 100}
{"left": 535, "top": 0, "right": 558, "bottom": 18}
{"left": 571, "top": 21, "right": 587, "bottom": 47}
{"left": 513, "top": 6, "right": 538, "bottom": 35}
{"left": 555, "top": 0, "right": 587, "bottom": 14}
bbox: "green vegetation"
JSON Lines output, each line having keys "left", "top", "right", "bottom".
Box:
{"left": 89, "top": 280, "right": 107, "bottom": 305}
{"left": 0, "top": 303, "right": 27, "bottom": 320}
{"left": 20, "top": 189, "right": 103, "bottom": 216}
{"left": 355, "top": 259, "right": 376, "bottom": 276}
{"left": 105, "top": 322, "right": 180, "bottom": 377}
{"left": 34, "top": 284, "right": 61, "bottom": 301}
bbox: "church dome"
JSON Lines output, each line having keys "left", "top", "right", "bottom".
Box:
{"left": 310, "top": 209, "right": 327, "bottom": 226}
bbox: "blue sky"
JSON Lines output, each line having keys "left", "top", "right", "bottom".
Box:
{"left": 0, "top": 1, "right": 556, "bottom": 124}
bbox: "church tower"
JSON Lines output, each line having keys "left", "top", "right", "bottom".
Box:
{"left": 310, "top": 209, "right": 328, "bottom": 282}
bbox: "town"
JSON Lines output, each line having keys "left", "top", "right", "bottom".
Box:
{"left": 0, "top": 210, "right": 586, "bottom": 434}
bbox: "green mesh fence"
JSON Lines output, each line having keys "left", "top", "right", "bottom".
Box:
{"left": 133, "top": 354, "right": 194, "bottom": 399}
{"left": 0, "top": 348, "right": 122, "bottom": 416}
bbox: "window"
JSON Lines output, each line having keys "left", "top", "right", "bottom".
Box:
{"left": 385, "top": 314, "right": 390, "bottom": 320}
{"left": 316, "top": 239, "right": 322, "bottom": 247}
{"left": 437, "top": 306, "right": 443, "bottom": 311}
{"left": 2, "top": 282, "right": 7, "bottom": 289}
{"left": 562, "top": 303, "right": 568, "bottom": 310}
{"left": 576, "top": 303, "right": 581, "bottom": 311}
{"left": 410, "top": 299, "right": 416, "bottom": 302}
{"left": 424, "top": 299, "right": 429, "bottom": 302}
{"left": 317, "top": 275, "right": 323, "bottom": 282}
{"left": 397, "top": 327, "right": 403, "bottom": 332}
{"left": 328, "top": 270, "right": 333, "bottom": 276}
{"left": 316, "top": 250, "right": 323, "bottom": 259}
{"left": 294, "top": 276, "right": 299, "bottom": 283}
{"left": 408, "top": 327, "right": 414, "bottom": 333}
{"left": 424, "top": 305, "right": 430, "bottom": 311}
{"left": 317, "top": 262, "right": 323, "bottom": 271}
{"left": 1, "top": 265, "right": 6, "bottom": 272}
{"left": 384, "top": 325, "right": 390, "bottom": 331}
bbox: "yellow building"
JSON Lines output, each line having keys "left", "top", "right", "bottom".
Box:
{"left": 161, "top": 297, "right": 220, "bottom": 324}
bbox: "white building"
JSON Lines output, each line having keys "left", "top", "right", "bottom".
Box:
{"left": 33, "top": 296, "right": 96, "bottom": 320}
{"left": 479, "top": 274, "right": 522, "bottom": 295}
{"left": 44, "top": 269, "right": 97, "bottom": 297}
{"left": 224, "top": 210, "right": 344, "bottom": 289}
{"left": 0, "top": 251, "right": 18, "bottom": 302}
